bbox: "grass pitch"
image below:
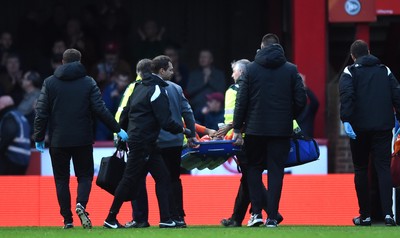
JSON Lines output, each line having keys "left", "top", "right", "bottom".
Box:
{"left": 0, "top": 226, "right": 398, "bottom": 238}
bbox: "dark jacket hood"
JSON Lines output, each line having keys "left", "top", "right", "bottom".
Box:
{"left": 254, "top": 44, "right": 287, "bottom": 69}
{"left": 54, "top": 61, "right": 87, "bottom": 81}
{"left": 355, "top": 54, "right": 381, "bottom": 66}
{"left": 142, "top": 74, "right": 168, "bottom": 87}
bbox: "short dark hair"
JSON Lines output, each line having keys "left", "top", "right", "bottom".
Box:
{"left": 25, "top": 71, "right": 42, "bottom": 88}
{"left": 152, "top": 55, "right": 171, "bottom": 73}
{"left": 350, "top": 40, "right": 369, "bottom": 59}
{"left": 63, "top": 48, "right": 81, "bottom": 63}
{"left": 136, "top": 58, "right": 152, "bottom": 77}
{"left": 261, "top": 33, "right": 280, "bottom": 48}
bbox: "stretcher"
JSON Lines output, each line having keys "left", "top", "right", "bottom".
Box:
{"left": 181, "top": 140, "right": 241, "bottom": 170}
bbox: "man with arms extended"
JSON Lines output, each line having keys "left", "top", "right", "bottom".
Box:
{"left": 339, "top": 39, "right": 400, "bottom": 226}
{"left": 34, "top": 49, "right": 128, "bottom": 229}
{"left": 233, "top": 34, "right": 306, "bottom": 228}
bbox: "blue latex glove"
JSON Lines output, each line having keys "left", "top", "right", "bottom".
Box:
{"left": 343, "top": 122, "right": 357, "bottom": 139}
{"left": 35, "top": 141, "right": 45, "bottom": 153}
{"left": 117, "top": 129, "right": 128, "bottom": 142}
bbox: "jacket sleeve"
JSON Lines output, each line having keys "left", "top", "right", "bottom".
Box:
{"left": 33, "top": 78, "right": 50, "bottom": 142}
{"left": 180, "top": 87, "right": 196, "bottom": 138}
{"left": 233, "top": 72, "right": 249, "bottom": 132}
{"left": 292, "top": 72, "right": 307, "bottom": 118}
{"left": 388, "top": 67, "right": 400, "bottom": 121}
{"left": 339, "top": 66, "right": 355, "bottom": 122}
{"left": 0, "top": 115, "right": 18, "bottom": 155}
{"left": 88, "top": 77, "right": 121, "bottom": 133}
{"left": 151, "top": 85, "right": 183, "bottom": 134}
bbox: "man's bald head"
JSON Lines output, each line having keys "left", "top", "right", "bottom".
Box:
{"left": 0, "top": 95, "right": 14, "bottom": 111}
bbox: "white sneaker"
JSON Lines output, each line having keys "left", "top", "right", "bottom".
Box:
{"left": 247, "top": 213, "right": 263, "bottom": 227}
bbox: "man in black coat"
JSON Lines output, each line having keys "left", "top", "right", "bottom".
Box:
{"left": 103, "top": 58, "right": 191, "bottom": 229}
{"left": 339, "top": 40, "right": 400, "bottom": 226}
{"left": 233, "top": 33, "right": 306, "bottom": 227}
{"left": 34, "top": 49, "right": 128, "bottom": 229}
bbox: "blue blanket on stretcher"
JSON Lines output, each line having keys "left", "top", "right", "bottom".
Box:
{"left": 181, "top": 136, "right": 320, "bottom": 170}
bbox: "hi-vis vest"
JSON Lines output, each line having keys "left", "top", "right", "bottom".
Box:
{"left": 1, "top": 111, "right": 31, "bottom": 166}
{"left": 113, "top": 76, "right": 141, "bottom": 141}
{"left": 223, "top": 84, "right": 239, "bottom": 139}
{"left": 115, "top": 75, "right": 142, "bottom": 122}
{"left": 223, "top": 84, "right": 301, "bottom": 139}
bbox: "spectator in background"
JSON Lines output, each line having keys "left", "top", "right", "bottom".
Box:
{"left": 18, "top": 71, "right": 42, "bottom": 137}
{"left": 186, "top": 49, "right": 226, "bottom": 120}
{"left": 96, "top": 71, "right": 131, "bottom": 141}
{"left": 0, "top": 31, "right": 17, "bottom": 71}
{"left": 296, "top": 73, "right": 319, "bottom": 138}
{"left": 39, "top": 39, "right": 66, "bottom": 78}
{"left": 0, "top": 54, "right": 24, "bottom": 105}
{"left": 0, "top": 95, "right": 31, "bottom": 175}
{"left": 164, "top": 46, "right": 189, "bottom": 91}
{"left": 196, "top": 92, "right": 225, "bottom": 131}
{"left": 64, "top": 18, "right": 97, "bottom": 69}
{"left": 133, "top": 19, "right": 167, "bottom": 63}
{"left": 92, "top": 41, "right": 131, "bottom": 92}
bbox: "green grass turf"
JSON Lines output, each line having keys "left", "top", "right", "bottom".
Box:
{"left": 0, "top": 226, "right": 398, "bottom": 238}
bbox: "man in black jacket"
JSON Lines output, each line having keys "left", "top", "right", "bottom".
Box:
{"left": 233, "top": 34, "right": 306, "bottom": 228}
{"left": 34, "top": 49, "right": 128, "bottom": 229}
{"left": 339, "top": 40, "right": 400, "bottom": 226}
{"left": 104, "top": 59, "right": 191, "bottom": 229}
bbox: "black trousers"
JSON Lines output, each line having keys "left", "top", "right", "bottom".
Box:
{"left": 131, "top": 146, "right": 184, "bottom": 222}
{"left": 109, "top": 143, "right": 172, "bottom": 222}
{"left": 350, "top": 130, "right": 394, "bottom": 218}
{"left": 244, "top": 135, "right": 290, "bottom": 220}
{"left": 49, "top": 145, "right": 94, "bottom": 223}
{"left": 161, "top": 146, "right": 185, "bottom": 218}
{"left": 131, "top": 176, "right": 149, "bottom": 223}
{"left": 230, "top": 162, "right": 270, "bottom": 223}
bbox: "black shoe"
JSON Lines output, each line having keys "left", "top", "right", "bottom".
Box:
{"left": 265, "top": 218, "right": 278, "bottom": 228}
{"left": 104, "top": 219, "right": 125, "bottom": 229}
{"left": 63, "top": 223, "right": 74, "bottom": 229}
{"left": 384, "top": 215, "right": 396, "bottom": 226}
{"left": 75, "top": 203, "right": 92, "bottom": 229}
{"left": 174, "top": 218, "right": 187, "bottom": 228}
{"left": 247, "top": 213, "right": 263, "bottom": 227}
{"left": 277, "top": 213, "right": 284, "bottom": 224}
{"left": 159, "top": 219, "right": 177, "bottom": 228}
{"left": 220, "top": 218, "right": 241, "bottom": 227}
{"left": 352, "top": 216, "right": 371, "bottom": 226}
{"left": 125, "top": 220, "right": 150, "bottom": 228}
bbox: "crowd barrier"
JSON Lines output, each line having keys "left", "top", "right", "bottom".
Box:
{"left": 0, "top": 174, "right": 358, "bottom": 226}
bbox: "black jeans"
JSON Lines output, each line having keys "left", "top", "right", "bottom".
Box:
{"left": 49, "top": 145, "right": 94, "bottom": 223}
{"left": 109, "top": 143, "right": 172, "bottom": 222}
{"left": 244, "top": 135, "right": 290, "bottom": 220}
{"left": 350, "top": 130, "right": 394, "bottom": 218}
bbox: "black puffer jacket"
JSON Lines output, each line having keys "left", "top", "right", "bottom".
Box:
{"left": 119, "top": 74, "right": 183, "bottom": 149}
{"left": 34, "top": 61, "right": 120, "bottom": 147}
{"left": 233, "top": 44, "right": 306, "bottom": 136}
{"left": 339, "top": 55, "right": 400, "bottom": 131}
